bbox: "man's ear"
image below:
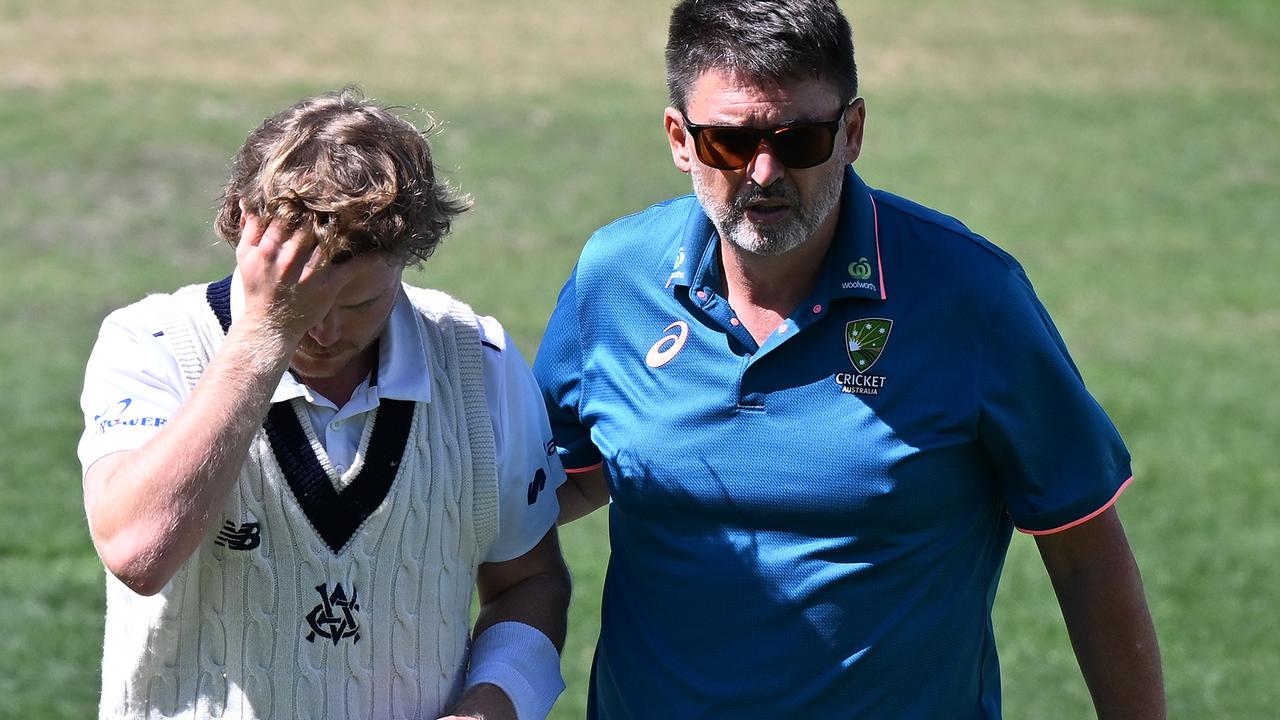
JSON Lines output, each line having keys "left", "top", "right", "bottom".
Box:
{"left": 665, "top": 107, "right": 694, "bottom": 174}
{"left": 843, "top": 97, "right": 867, "bottom": 164}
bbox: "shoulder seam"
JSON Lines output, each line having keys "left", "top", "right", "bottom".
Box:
{"left": 872, "top": 191, "right": 1020, "bottom": 270}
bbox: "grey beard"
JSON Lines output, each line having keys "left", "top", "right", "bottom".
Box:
{"left": 693, "top": 169, "right": 843, "bottom": 258}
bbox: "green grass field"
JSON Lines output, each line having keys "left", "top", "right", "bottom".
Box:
{"left": 1, "top": 0, "right": 1276, "bottom": 717}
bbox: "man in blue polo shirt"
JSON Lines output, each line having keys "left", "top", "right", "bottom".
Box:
{"left": 535, "top": 0, "right": 1165, "bottom": 717}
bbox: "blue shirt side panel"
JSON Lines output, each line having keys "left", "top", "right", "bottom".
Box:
{"left": 534, "top": 261, "right": 602, "bottom": 470}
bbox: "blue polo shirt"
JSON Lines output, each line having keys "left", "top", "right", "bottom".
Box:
{"left": 534, "top": 166, "right": 1132, "bottom": 718}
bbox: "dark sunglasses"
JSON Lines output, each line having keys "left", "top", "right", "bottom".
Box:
{"left": 682, "top": 99, "right": 855, "bottom": 171}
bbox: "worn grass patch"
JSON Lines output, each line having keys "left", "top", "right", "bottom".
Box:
{"left": 4, "top": 0, "right": 1274, "bottom": 98}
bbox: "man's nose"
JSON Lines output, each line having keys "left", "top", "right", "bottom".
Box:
{"left": 746, "top": 140, "right": 786, "bottom": 188}
{"left": 307, "top": 313, "right": 341, "bottom": 347}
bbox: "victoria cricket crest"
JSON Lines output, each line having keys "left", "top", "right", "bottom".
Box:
{"left": 305, "top": 583, "right": 361, "bottom": 645}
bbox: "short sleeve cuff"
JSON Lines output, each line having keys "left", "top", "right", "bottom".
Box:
{"left": 556, "top": 442, "right": 602, "bottom": 474}
{"left": 1015, "top": 475, "right": 1134, "bottom": 536}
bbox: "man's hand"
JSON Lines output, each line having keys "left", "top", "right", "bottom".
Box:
{"left": 437, "top": 682, "right": 517, "bottom": 720}
{"left": 235, "top": 213, "right": 359, "bottom": 347}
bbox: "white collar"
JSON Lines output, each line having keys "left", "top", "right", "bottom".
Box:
{"left": 229, "top": 269, "right": 432, "bottom": 407}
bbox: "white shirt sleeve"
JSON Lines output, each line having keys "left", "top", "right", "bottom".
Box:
{"left": 77, "top": 305, "right": 190, "bottom": 475}
{"left": 477, "top": 316, "right": 565, "bottom": 563}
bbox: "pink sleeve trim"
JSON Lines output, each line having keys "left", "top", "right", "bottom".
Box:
{"left": 1017, "top": 476, "right": 1134, "bottom": 536}
{"left": 564, "top": 462, "right": 603, "bottom": 474}
{"left": 869, "top": 194, "right": 887, "bottom": 301}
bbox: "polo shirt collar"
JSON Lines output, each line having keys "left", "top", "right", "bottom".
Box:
{"left": 660, "top": 203, "right": 716, "bottom": 292}
{"left": 228, "top": 270, "right": 432, "bottom": 406}
{"left": 821, "top": 166, "right": 887, "bottom": 301}
{"left": 672, "top": 165, "right": 887, "bottom": 302}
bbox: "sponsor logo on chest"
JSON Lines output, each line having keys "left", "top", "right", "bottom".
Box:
{"left": 645, "top": 320, "right": 690, "bottom": 368}
{"left": 215, "top": 520, "right": 261, "bottom": 551}
{"left": 842, "top": 257, "right": 879, "bottom": 292}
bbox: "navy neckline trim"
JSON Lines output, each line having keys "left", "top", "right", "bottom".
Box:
{"left": 263, "top": 399, "right": 412, "bottom": 553}
{"left": 205, "top": 274, "right": 409, "bottom": 554}
{"left": 206, "top": 275, "right": 233, "bottom": 333}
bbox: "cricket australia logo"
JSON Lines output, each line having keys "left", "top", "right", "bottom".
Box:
{"left": 305, "top": 583, "right": 361, "bottom": 645}
{"left": 835, "top": 318, "right": 893, "bottom": 395}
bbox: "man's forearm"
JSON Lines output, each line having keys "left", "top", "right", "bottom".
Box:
{"left": 84, "top": 321, "right": 294, "bottom": 594}
{"left": 454, "top": 573, "right": 571, "bottom": 720}
{"left": 556, "top": 466, "right": 608, "bottom": 525}
{"left": 473, "top": 571, "right": 572, "bottom": 649}
{"left": 450, "top": 531, "right": 571, "bottom": 719}
{"left": 1053, "top": 556, "right": 1165, "bottom": 718}
{"left": 1038, "top": 509, "right": 1165, "bottom": 719}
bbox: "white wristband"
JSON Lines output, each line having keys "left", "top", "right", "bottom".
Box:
{"left": 465, "top": 621, "right": 565, "bottom": 720}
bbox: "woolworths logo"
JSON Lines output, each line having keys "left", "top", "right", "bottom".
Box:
{"left": 848, "top": 257, "right": 873, "bottom": 280}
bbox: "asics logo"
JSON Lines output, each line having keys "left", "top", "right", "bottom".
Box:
{"left": 645, "top": 321, "right": 689, "bottom": 368}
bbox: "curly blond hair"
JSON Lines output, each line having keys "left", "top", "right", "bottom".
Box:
{"left": 213, "top": 86, "right": 471, "bottom": 265}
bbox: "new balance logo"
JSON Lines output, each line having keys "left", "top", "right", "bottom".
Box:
{"left": 215, "top": 521, "right": 261, "bottom": 551}
{"left": 527, "top": 468, "right": 547, "bottom": 505}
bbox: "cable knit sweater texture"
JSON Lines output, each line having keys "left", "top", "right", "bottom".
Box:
{"left": 98, "top": 281, "right": 497, "bottom": 719}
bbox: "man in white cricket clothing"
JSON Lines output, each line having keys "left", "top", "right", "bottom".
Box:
{"left": 78, "top": 88, "right": 570, "bottom": 720}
